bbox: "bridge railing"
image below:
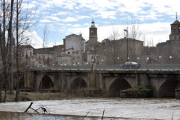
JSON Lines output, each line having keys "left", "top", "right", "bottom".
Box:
{"left": 31, "top": 64, "right": 180, "bottom": 70}
{"left": 31, "top": 65, "right": 92, "bottom": 70}
{"left": 31, "top": 65, "right": 121, "bottom": 70}
{"left": 142, "top": 64, "right": 180, "bottom": 69}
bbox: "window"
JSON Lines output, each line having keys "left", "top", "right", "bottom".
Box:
{"left": 174, "top": 26, "right": 176, "bottom": 33}
{"left": 178, "top": 26, "right": 180, "bottom": 31}
{"left": 91, "top": 56, "right": 94, "bottom": 59}
{"left": 96, "top": 55, "right": 100, "bottom": 58}
{"left": 68, "top": 52, "right": 70, "bottom": 54}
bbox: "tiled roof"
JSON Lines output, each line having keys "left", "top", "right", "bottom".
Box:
{"left": 172, "top": 20, "right": 180, "bottom": 24}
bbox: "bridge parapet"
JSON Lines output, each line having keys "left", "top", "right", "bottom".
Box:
{"left": 29, "top": 65, "right": 180, "bottom": 98}
{"left": 31, "top": 64, "right": 180, "bottom": 71}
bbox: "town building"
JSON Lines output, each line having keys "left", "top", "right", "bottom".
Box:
{"left": 85, "top": 19, "right": 101, "bottom": 64}
{"left": 57, "top": 48, "right": 82, "bottom": 65}
{"left": 169, "top": 15, "right": 180, "bottom": 40}
{"left": 63, "top": 34, "right": 85, "bottom": 52}
{"left": 89, "top": 19, "right": 98, "bottom": 44}
{"left": 34, "top": 45, "right": 64, "bottom": 66}
{"left": 12, "top": 45, "right": 37, "bottom": 67}
{"left": 156, "top": 16, "right": 180, "bottom": 64}
{"left": 8, "top": 18, "right": 180, "bottom": 67}
{"left": 61, "top": 34, "right": 85, "bottom": 65}
{"left": 99, "top": 38, "right": 144, "bottom": 65}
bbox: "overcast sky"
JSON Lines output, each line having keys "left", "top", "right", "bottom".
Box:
{"left": 25, "top": 0, "right": 180, "bottom": 48}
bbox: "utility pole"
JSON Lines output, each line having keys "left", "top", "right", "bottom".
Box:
{"left": 124, "top": 27, "right": 128, "bottom": 62}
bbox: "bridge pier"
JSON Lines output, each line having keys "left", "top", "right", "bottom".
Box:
{"left": 99, "top": 73, "right": 105, "bottom": 89}
{"left": 136, "top": 73, "right": 150, "bottom": 87}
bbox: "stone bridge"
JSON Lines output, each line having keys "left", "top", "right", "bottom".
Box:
{"left": 25, "top": 65, "right": 180, "bottom": 98}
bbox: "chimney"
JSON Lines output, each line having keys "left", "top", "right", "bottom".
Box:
{"left": 63, "top": 39, "right": 66, "bottom": 51}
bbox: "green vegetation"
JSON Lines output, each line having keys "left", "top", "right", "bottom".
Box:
{"left": 86, "top": 87, "right": 102, "bottom": 92}
{"left": 121, "top": 86, "right": 152, "bottom": 92}
{"left": 120, "top": 86, "right": 153, "bottom": 98}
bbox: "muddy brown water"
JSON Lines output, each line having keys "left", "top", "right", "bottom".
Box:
{"left": 0, "top": 111, "right": 131, "bottom": 120}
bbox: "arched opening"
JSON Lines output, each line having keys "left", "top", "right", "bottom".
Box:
{"left": 159, "top": 78, "right": 180, "bottom": 98}
{"left": 70, "top": 77, "right": 87, "bottom": 90}
{"left": 108, "top": 78, "right": 131, "bottom": 97}
{"left": 39, "top": 75, "right": 54, "bottom": 89}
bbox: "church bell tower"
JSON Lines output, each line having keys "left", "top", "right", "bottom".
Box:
{"left": 169, "top": 12, "right": 180, "bottom": 40}
{"left": 89, "top": 19, "right": 98, "bottom": 44}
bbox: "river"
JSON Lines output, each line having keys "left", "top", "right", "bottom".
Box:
{"left": 0, "top": 98, "right": 180, "bottom": 120}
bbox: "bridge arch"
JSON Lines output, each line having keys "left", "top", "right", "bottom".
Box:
{"left": 70, "top": 77, "right": 87, "bottom": 90}
{"left": 108, "top": 78, "right": 131, "bottom": 97}
{"left": 39, "top": 75, "right": 54, "bottom": 89}
{"left": 158, "top": 78, "right": 180, "bottom": 97}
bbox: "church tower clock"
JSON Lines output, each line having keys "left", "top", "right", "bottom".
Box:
{"left": 169, "top": 12, "right": 180, "bottom": 40}
{"left": 89, "top": 19, "right": 97, "bottom": 44}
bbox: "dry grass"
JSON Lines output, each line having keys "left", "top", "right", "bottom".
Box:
{"left": 1, "top": 88, "right": 103, "bottom": 102}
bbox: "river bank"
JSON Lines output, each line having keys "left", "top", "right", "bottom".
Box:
{"left": 2, "top": 91, "right": 82, "bottom": 102}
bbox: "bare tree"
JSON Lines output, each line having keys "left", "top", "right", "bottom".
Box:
{"left": 43, "top": 25, "right": 49, "bottom": 48}
{"left": 125, "top": 19, "right": 142, "bottom": 40}
{"left": 109, "top": 25, "right": 121, "bottom": 65}
{"left": 14, "top": 0, "right": 38, "bottom": 102}
{"left": 124, "top": 19, "right": 143, "bottom": 62}
{"left": 15, "top": 0, "right": 20, "bottom": 102}
{"left": 0, "top": 0, "right": 14, "bottom": 102}
{"left": 43, "top": 25, "right": 50, "bottom": 65}
{"left": 8, "top": 0, "right": 14, "bottom": 95}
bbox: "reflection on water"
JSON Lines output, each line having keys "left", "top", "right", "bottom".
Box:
{"left": 0, "top": 111, "right": 126, "bottom": 120}
{"left": 0, "top": 111, "right": 88, "bottom": 120}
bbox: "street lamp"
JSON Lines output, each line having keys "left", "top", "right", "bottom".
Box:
{"left": 169, "top": 56, "right": 172, "bottom": 64}
{"left": 159, "top": 56, "right": 162, "bottom": 64}
{"left": 137, "top": 57, "right": 139, "bottom": 61}
{"left": 146, "top": 57, "right": 149, "bottom": 68}
{"left": 124, "top": 27, "right": 128, "bottom": 62}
